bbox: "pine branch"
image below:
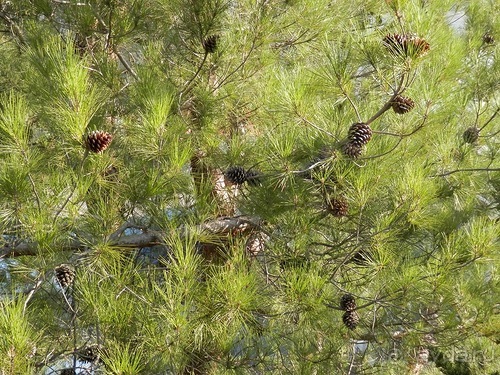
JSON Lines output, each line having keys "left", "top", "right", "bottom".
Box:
{"left": 0, "top": 10, "right": 25, "bottom": 45}
{"left": 0, "top": 215, "right": 262, "bottom": 258}
{"left": 434, "top": 167, "right": 500, "bottom": 177}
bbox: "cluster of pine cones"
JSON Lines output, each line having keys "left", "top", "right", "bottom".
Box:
{"left": 340, "top": 293, "right": 360, "bottom": 330}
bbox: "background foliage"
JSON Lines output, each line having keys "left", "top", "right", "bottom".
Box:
{"left": 0, "top": 0, "right": 498, "bottom": 374}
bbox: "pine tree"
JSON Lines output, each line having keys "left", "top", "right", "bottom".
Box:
{"left": 0, "top": 1, "right": 499, "bottom": 374}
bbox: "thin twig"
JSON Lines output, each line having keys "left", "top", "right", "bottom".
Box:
{"left": 0, "top": 11, "right": 26, "bottom": 45}
{"left": 297, "top": 113, "right": 337, "bottom": 139}
{"left": 181, "top": 51, "right": 208, "bottom": 96}
{"left": 290, "top": 156, "right": 336, "bottom": 175}
{"left": 27, "top": 173, "right": 42, "bottom": 213}
{"left": 209, "top": 35, "right": 261, "bottom": 94}
{"left": 363, "top": 102, "right": 430, "bottom": 159}
{"left": 23, "top": 277, "right": 44, "bottom": 315}
{"left": 479, "top": 107, "right": 499, "bottom": 131}
{"left": 433, "top": 168, "right": 500, "bottom": 177}
{"left": 89, "top": 1, "right": 138, "bottom": 80}
{"left": 52, "top": 150, "right": 89, "bottom": 226}
{"left": 113, "top": 46, "right": 139, "bottom": 80}
{"left": 365, "top": 73, "right": 407, "bottom": 125}
{"left": 340, "top": 83, "right": 362, "bottom": 123}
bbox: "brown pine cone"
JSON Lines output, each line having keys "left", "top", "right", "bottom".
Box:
{"left": 391, "top": 95, "right": 415, "bottom": 114}
{"left": 85, "top": 130, "right": 113, "bottom": 153}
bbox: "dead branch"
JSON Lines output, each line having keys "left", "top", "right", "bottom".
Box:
{"left": 1, "top": 215, "right": 262, "bottom": 258}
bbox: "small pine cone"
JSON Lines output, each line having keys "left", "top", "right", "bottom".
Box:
{"left": 54, "top": 264, "right": 75, "bottom": 288}
{"left": 60, "top": 369, "right": 76, "bottom": 375}
{"left": 383, "top": 33, "right": 407, "bottom": 53}
{"left": 203, "top": 35, "right": 219, "bottom": 53}
{"left": 340, "top": 294, "right": 357, "bottom": 311}
{"left": 78, "top": 345, "right": 101, "bottom": 363}
{"left": 391, "top": 95, "right": 415, "bottom": 114}
{"left": 383, "top": 33, "right": 430, "bottom": 58}
{"left": 348, "top": 123, "right": 372, "bottom": 147}
{"left": 342, "top": 310, "right": 360, "bottom": 330}
{"left": 85, "top": 130, "right": 113, "bottom": 153}
{"left": 483, "top": 33, "right": 495, "bottom": 44}
{"left": 463, "top": 126, "right": 480, "bottom": 144}
{"left": 411, "top": 36, "right": 431, "bottom": 56}
{"left": 225, "top": 166, "right": 248, "bottom": 185}
{"left": 326, "top": 196, "right": 349, "bottom": 217}
{"left": 342, "top": 142, "right": 363, "bottom": 159}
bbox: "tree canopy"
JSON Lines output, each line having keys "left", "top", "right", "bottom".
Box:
{"left": 0, "top": 0, "right": 498, "bottom": 374}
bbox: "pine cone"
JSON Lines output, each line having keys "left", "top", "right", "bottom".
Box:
{"left": 60, "top": 369, "right": 76, "bottom": 375}
{"left": 225, "top": 166, "right": 248, "bottom": 185}
{"left": 340, "top": 294, "right": 357, "bottom": 311}
{"left": 342, "top": 142, "right": 363, "bottom": 159}
{"left": 348, "top": 123, "right": 372, "bottom": 147}
{"left": 326, "top": 196, "right": 349, "bottom": 217}
{"left": 463, "top": 126, "right": 480, "bottom": 144}
{"left": 391, "top": 95, "right": 415, "bottom": 114}
{"left": 203, "top": 35, "right": 219, "bottom": 53}
{"left": 77, "top": 345, "right": 101, "bottom": 363}
{"left": 483, "top": 33, "right": 495, "bottom": 44}
{"left": 54, "top": 264, "right": 75, "bottom": 288}
{"left": 85, "top": 130, "right": 113, "bottom": 153}
{"left": 342, "top": 310, "right": 360, "bottom": 330}
{"left": 383, "top": 33, "right": 430, "bottom": 58}
{"left": 225, "top": 166, "right": 260, "bottom": 186}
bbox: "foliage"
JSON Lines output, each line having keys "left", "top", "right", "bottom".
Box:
{"left": 0, "top": 0, "right": 498, "bottom": 374}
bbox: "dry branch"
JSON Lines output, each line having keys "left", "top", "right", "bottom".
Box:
{"left": 0, "top": 215, "right": 262, "bottom": 258}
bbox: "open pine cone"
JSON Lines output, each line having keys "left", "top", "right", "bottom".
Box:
{"left": 391, "top": 95, "right": 415, "bottom": 114}
{"left": 342, "top": 310, "right": 360, "bottom": 330}
{"left": 463, "top": 126, "right": 480, "bottom": 144}
{"left": 203, "top": 35, "right": 219, "bottom": 53}
{"left": 85, "top": 130, "right": 113, "bottom": 153}
{"left": 54, "top": 264, "right": 75, "bottom": 288}
{"left": 340, "top": 293, "right": 357, "bottom": 311}
{"left": 383, "top": 33, "right": 430, "bottom": 58}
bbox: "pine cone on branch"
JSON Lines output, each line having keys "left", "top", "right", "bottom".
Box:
{"left": 77, "top": 345, "right": 102, "bottom": 363}
{"left": 85, "top": 130, "right": 113, "bottom": 153}
{"left": 391, "top": 95, "right": 415, "bottom": 114}
{"left": 54, "top": 264, "right": 75, "bottom": 288}
{"left": 348, "top": 123, "right": 372, "bottom": 147}
{"left": 340, "top": 293, "right": 357, "bottom": 311}
{"left": 342, "top": 310, "right": 360, "bottom": 330}
{"left": 342, "top": 122, "right": 372, "bottom": 159}
{"left": 224, "top": 166, "right": 261, "bottom": 186}
{"left": 383, "top": 33, "right": 430, "bottom": 58}
{"left": 326, "top": 196, "right": 349, "bottom": 217}
{"left": 463, "top": 126, "right": 480, "bottom": 144}
{"left": 203, "top": 35, "right": 219, "bottom": 53}
{"left": 483, "top": 33, "right": 495, "bottom": 44}
{"left": 342, "top": 142, "right": 363, "bottom": 159}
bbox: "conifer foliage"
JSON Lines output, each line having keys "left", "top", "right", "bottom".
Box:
{"left": 0, "top": 0, "right": 498, "bottom": 374}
